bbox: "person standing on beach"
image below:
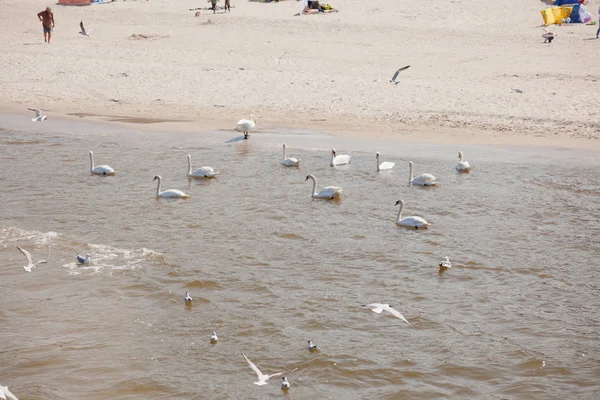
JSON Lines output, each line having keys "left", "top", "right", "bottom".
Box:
{"left": 37, "top": 7, "right": 54, "bottom": 44}
{"left": 224, "top": 0, "right": 230, "bottom": 12}
{"left": 209, "top": 0, "right": 218, "bottom": 14}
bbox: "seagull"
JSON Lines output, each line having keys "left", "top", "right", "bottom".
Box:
{"left": 76, "top": 253, "right": 91, "bottom": 264}
{"left": 0, "top": 385, "right": 19, "bottom": 400}
{"left": 28, "top": 108, "right": 46, "bottom": 122}
{"left": 363, "top": 303, "right": 410, "bottom": 325}
{"left": 439, "top": 256, "right": 452, "bottom": 273}
{"left": 390, "top": 65, "right": 410, "bottom": 85}
{"left": 511, "top": 88, "right": 523, "bottom": 94}
{"left": 16, "top": 246, "right": 47, "bottom": 272}
{"left": 270, "top": 51, "right": 287, "bottom": 65}
{"left": 184, "top": 292, "right": 192, "bottom": 303}
{"left": 242, "top": 353, "right": 283, "bottom": 385}
{"left": 307, "top": 340, "right": 317, "bottom": 351}
{"left": 210, "top": 332, "right": 218, "bottom": 343}
{"left": 79, "top": 21, "right": 89, "bottom": 36}
{"left": 281, "top": 377, "right": 291, "bottom": 390}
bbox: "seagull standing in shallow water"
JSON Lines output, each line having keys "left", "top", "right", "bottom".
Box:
{"left": 242, "top": 353, "right": 283, "bottom": 385}
{"left": 390, "top": 65, "right": 410, "bottom": 85}
{"left": 0, "top": 384, "right": 19, "bottom": 400}
{"left": 363, "top": 303, "right": 410, "bottom": 325}
{"left": 76, "top": 253, "right": 92, "bottom": 264}
{"left": 16, "top": 246, "right": 47, "bottom": 272}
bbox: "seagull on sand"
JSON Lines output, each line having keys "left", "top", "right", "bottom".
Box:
{"left": 76, "top": 253, "right": 92, "bottom": 264}
{"left": 270, "top": 51, "right": 287, "bottom": 65}
{"left": 79, "top": 21, "right": 89, "bottom": 36}
{"left": 0, "top": 384, "right": 19, "bottom": 400}
{"left": 184, "top": 292, "right": 192, "bottom": 303}
{"left": 16, "top": 246, "right": 47, "bottom": 272}
{"left": 390, "top": 65, "right": 410, "bottom": 85}
{"left": 28, "top": 108, "right": 46, "bottom": 122}
{"left": 242, "top": 353, "right": 283, "bottom": 385}
{"left": 363, "top": 303, "right": 410, "bottom": 325}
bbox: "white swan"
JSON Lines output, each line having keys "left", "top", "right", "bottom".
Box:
{"left": 330, "top": 149, "right": 351, "bottom": 167}
{"left": 456, "top": 151, "right": 471, "bottom": 172}
{"left": 376, "top": 152, "right": 395, "bottom": 172}
{"left": 282, "top": 144, "right": 300, "bottom": 166}
{"left": 409, "top": 161, "right": 436, "bottom": 186}
{"left": 187, "top": 155, "right": 217, "bottom": 178}
{"left": 394, "top": 199, "right": 429, "bottom": 229}
{"left": 89, "top": 151, "right": 115, "bottom": 176}
{"left": 235, "top": 114, "right": 256, "bottom": 139}
{"left": 305, "top": 174, "right": 343, "bottom": 200}
{"left": 153, "top": 175, "right": 189, "bottom": 198}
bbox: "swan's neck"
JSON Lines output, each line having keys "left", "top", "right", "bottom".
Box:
{"left": 396, "top": 202, "right": 404, "bottom": 222}
{"left": 187, "top": 156, "right": 193, "bottom": 175}
{"left": 409, "top": 163, "right": 413, "bottom": 183}
{"left": 310, "top": 176, "right": 317, "bottom": 197}
{"left": 156, "top": 178, "right": 162, "bottom": 196}
{"left": 458, "top": 152, "right": 464, "bottom": 162}
{"left": 89, "top": 152, "right": 94, "bottom": 171}
{"left": 331, "top": 152, "right": 335, "bottom": 165}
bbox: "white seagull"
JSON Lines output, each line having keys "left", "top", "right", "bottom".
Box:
{"left": 376, "top": 152, "right": 395, "bottom": 172}
{"left": 17, "top": 246, "right": 47, "bottom": 272}
{"left": 330, "top": 149, "right": 351, "bottom": 167}
{"left": 28, "top": 108, "right": 46, "bottom": 122}
{"left": 281, "top": 377, "right": 291, "bottom": 389}
{"left": 0, "top": 385, "right": 19, "bottom": 400}
{"left": 79, "top": 20, "right": 89, "bottom": 36}
{"left": 76, "top": 253, "right": 92, "bottom": 264}
{"left": 210, "top": 332, "right": 218, "bottom": 343}
{"left": 270, "top": 51, "right": 287, "bottom": 65}
{"left": 390, "top": 65, "right": 410, "bottom": 85}
{"left": 235, "top": 114, "right": 256, "bottom": 139}
{"left": 307, "top": 340, "right": 317, "bottom": 351}
{"left": 282, "top": 144, "right": 300, "bottom": 166}
{"left": 242, "top": 353, "right": 283, "bottom": 386}
{"left": 184, "top": 292, "right": 192, "bottom": 303}
{"left": 363, "top": 303, "right": 410, "bottom": 325}
{"left": 456, "top": 151, "right": 471, "bottom": 173}
{"left": 439, "top": 256, "right": 452, "bottom": 269}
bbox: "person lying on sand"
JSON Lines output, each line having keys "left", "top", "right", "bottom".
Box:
{"left": 302, "top": 2, "right": 337, "bottom": 13}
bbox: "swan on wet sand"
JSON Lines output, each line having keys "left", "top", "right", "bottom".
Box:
{"left": 376, "top": 152, "right": 395, "bottom": 172}
{"left": 394, "top": 200, "right": 428, "bottom": 229}
{"left": 187, "top": 155, "right": 217, "bottom": 178}
{"left": 154, "top": 176, "right": 189, "bottom": 198}
{"left": 456, "top": 151, "right": 471, "bottom": 172}
{"left": 76, "top": 253, "right": 92, "bottom": 264}
{"left": 17, "top": 246, "right": 47, "bottom": 272}
{"left": 235, "top": 114, "right": 256, "bottom": 139}
{"left": 282, "top": 144, "right": 300, "bottom": 166}
{"left": 409, "top": 161, "right": 436, "bottom": 186}
{"left": 89, "top": 151, "right": 115, "bottom": 176}
{"left": 330, "top": 149, "right": 351, "bottom": 167}
{"left": 242, "top": 353, "right": 283, "bottom": 385}
{"left": 305, "top": 174, "right": 343, "bottom": 200}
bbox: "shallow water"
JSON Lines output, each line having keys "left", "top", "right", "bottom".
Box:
{"left": 1, "top": 119, "right": 600, "bottom": 399}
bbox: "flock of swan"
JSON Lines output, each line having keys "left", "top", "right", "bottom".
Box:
{"left": 8, "top": 138, "right": 471, "bottom": 395}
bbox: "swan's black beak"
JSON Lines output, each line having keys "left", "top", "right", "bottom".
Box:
{"left": 153, "top": 176, "right": 158, "bottom": 181}
{"left": 305, "top": 176, "right": 309, "bottom": 181}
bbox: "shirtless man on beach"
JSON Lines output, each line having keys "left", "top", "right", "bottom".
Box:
{"left": 37, "top": 7, "right": 54, "bottom": 44}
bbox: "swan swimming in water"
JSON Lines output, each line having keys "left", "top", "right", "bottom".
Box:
{"left": 242, "top": 353, "right": 283, "bottom": 385}
{"left": 187, "top": 155, "right": 217, "bottom": 178}
{"left": 282, "top": 144, "right": 300, "bottom": 166}
{"left": 307, "top": 340, "right": 317, "bottom": 351}
{"left": 394, "top": 200, "right": 429, "bottom": 229}
{"left": 235, "top": 114, "right": 256, "bottom": 139}
{"left": 17, "top": 246, "right": 47, "bottom": 272}
{"left": 184, "top": 292, "right": 192, "bottom": 303}
{"left": 408, "top": 161, "right": 436, "bottom": 186}
{"left": 76, "top": 253, "right": 92, "bottom": 264}
{"left": 281, "top": 377, "right": 291, "bottom": 390}
{"left": 153, "top": 176, "right": 189, "bottom": 198}
{"left": 456, "top": 151, "right": 471, "bottom": 172}
{"left": 305, "top": 175, "right": 343, "bottom": 200}
{"left": 89, "top": 151, "right": 115, "bottom": 176}
{"left": 363, "top": 303, "right": 410, "bottom": 325}
{"left": 376, "top": 152, "right": 395, "bottom": 172}
{"left": 210, "top": 332, "right": 218, "bottom": 343}
{"left": 330, "top": 149, "right": 351, "bottom": 167}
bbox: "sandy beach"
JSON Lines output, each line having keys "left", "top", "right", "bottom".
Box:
{"left": 1, "top": 0, "right": 599, "bottom": 146}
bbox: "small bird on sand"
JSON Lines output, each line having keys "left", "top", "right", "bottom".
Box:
{"left": 79, "top": 21, "right": 89, "bottom": 36}
{"left": 28, "top": 108, "right": 46, "bottom": 122}
{"left": 390, "top": 65, "right": 410, "bottom": 85}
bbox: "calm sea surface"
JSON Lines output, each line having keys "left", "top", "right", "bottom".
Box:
{"left": 1, "top": 117, "right": 599, "bottom": 399}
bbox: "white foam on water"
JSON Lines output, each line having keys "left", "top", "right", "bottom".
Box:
{"left": 63, "top": 243, "right": 165, "bottom": 275}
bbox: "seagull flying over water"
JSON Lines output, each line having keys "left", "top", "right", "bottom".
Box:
{"left": 242, "top": 353, "right": 283, "bottom": 386}
{"left": 0, "top": 384, "right": 19, "bottom": 400}
{"left": 16, "top": 246, "right": 47, "bottom": 272}
{"left": 270, "top": 51, "right": 287, "bottom": 65}
{"left": 363, "top": 303, "right": 410, "bottom": 325}
{"left": 28, "top": 108, "right": 46, "bottom": 122}
{"left": 79, "top": 21, "right": 89, "bottom": 36}
{"left": 390, "top": 65, "right": 410, "bottom": 85}
{"left": 76, "top": 253, "right": 91, "bottom": 264}
{"left": 184, "top": 292, "right": 192, "bottom": 303}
